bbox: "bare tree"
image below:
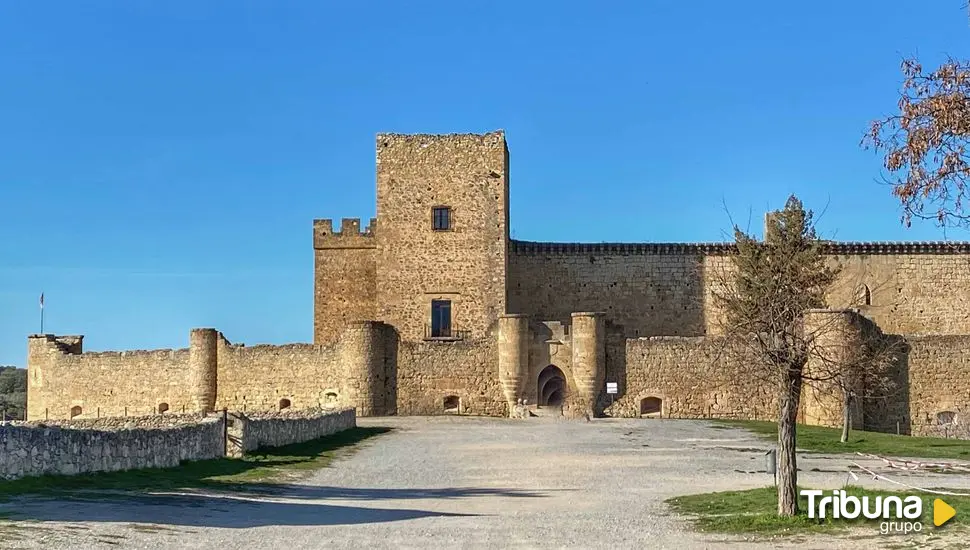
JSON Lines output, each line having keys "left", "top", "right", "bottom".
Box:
{"left": 710, "top": 195, "right": 840, "bottom": 516}
{"left": 864, "top": 57, "right": 970, "bottom": 229}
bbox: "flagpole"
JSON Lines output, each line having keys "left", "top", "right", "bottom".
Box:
{"left": 40, "top": 292, "right": 44, "bottom": 334}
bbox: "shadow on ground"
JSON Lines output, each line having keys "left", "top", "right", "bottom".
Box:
{"left": 0, "top": 487, "right": 533, "bottom": 528}
{"left": 232, "top": 484, "right": 549, "bottom": 501}
{"left": 0, "top": 423, "right": 550, "bottom": 529}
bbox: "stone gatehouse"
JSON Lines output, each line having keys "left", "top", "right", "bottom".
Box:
{"left": 27, "top": 131, "right": 970, "bottom": 436}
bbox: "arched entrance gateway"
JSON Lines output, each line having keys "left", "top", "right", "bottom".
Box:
{"left": 537, "top": 365, "right": 567, "bottom": 407}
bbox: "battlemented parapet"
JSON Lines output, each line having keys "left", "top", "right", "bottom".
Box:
{"left": 313, "top": 217, "right": 377, "bottom": 249}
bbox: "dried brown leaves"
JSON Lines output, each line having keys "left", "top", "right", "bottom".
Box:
{"left": 864, "top": 57, "right": 970, "bottom": 228}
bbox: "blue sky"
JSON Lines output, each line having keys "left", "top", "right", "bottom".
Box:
{"left": 1, "top": 1, "right": 967, "bottom": 366}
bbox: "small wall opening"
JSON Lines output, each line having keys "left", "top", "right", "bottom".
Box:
{"left": 279, "top": 398, "right": 292, "bottom": 410}
{"left": 937, "top": 411, "right": 958, "bottom": 426}
{"left": 158, "top": 403, "right": 169, "bottom": 414}
{"left": 640, "top": 397, "right": 662, "bottom": 417}
{"left": 443, "top": 395, "right": 460, "bottom": 413}
{"left": 69, "top": 406, "right": 82, "bottom": 419}
{"left": 324, "top": 392, "right": 338, "bottom": 404}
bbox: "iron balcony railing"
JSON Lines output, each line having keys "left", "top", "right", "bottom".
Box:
{"left": 424, "top": 324, "right": 471, "bottom": 341}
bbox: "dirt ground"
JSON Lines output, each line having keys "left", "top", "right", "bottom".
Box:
{"left": 1, "top": 416, "right": 967, "bottom": 549}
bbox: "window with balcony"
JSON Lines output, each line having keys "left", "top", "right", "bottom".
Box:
{"left": 430, "top": 300, "right": 452, "bottom": 338}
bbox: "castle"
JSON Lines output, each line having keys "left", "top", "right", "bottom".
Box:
{"left": 27, "top": 131, "right": 970, "bottom": 436}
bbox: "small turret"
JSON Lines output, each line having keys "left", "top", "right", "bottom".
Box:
{"left": 339, "top": 321, "right": 387, "bottom": 416}
{"left": 498, "top": 314, "right": 530, "bottom": 415}
{"left": 189, "top": 328, "right": 218, "bottom": 413}
{"left": 571, "top": 312, "right": 606, "bottom": 417}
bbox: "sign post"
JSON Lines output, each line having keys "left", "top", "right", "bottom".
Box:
{"left": 606, "top": 382, "right": 618, "bottom": 411}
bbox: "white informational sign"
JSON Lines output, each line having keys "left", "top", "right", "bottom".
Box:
{"left": 606, "top": 382, "right": 618, "bottom": 394}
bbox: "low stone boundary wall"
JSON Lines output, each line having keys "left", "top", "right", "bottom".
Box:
{"left": 226, "top": 407, "right": 356, "bottom": 458}
{"left": 0, "top": 408, "right": 357, "bottom": 480}
{"left": 0, "top": 414, "right": 225, "bottom": 480}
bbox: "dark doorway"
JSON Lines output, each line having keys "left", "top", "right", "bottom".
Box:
{"left": 537, "top": 365, "right": 567, "bottom": 407}
{"left": 640, "top": 397, "right": 662, "bottom": 417}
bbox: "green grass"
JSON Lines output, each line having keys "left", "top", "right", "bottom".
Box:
{"left": 667, "top": 485, "right": 970, "bottom": 535}
{"left": 0, "top": 426, "right": 391, "bottom": 500}
{"left": 714, "top": 419, "right": 970, "bottom": 460}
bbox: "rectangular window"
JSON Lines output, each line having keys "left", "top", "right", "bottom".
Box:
{"left": 432, "top": 206, "right": 451, "bottom": 231}
{"left": 431, "top": 300, "right": 452, "bottom": 337}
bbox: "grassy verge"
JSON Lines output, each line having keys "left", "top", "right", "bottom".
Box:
{"left": 0, "top": 426, "right": 391, "bottom": 500}
{"left": 667, "top": 485, "right": 970, "bottom": 536}
{"left": 713, "top": 420, "right": 970, "bottom": 460}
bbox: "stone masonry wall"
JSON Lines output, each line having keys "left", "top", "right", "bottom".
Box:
{"left": 225, "top": 408, "right": 356, "bottom": 458}
{"left": 27, "top": 335, "right": 195, "bottom": 421}
{"left": 215, "top": 337, "right": 345, "bottom": 413}
{"left": 396, "top": 337, "right": 505, "bottom": 416}
{"left": 510, "top": 242, "right": 970, "bottom": 340}
{"left": 826, "top": 251, "right": 970, "bottom": 336}
{"left": 29, "top": 326, "right": 383, "bottom": 421}
{"left": 901, "top": 335, "right": 970, "bottom": 438}
{"left": 0, "top": 414, "right": 225, "bottom": 480}
{"left": 508, "top": 244, "right": 727, "bottom": 338}
{"left": 375, "top": 131, "right": 509, "bottom": 342}
{"left": 606, "top": 336, "right": 778, "bottom": 420}
{"left": 313, "top": 218, "right": 377, "bottom": 345}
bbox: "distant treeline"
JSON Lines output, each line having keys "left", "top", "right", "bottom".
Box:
{"left": 0, "top": 366, "right": 26, "bottom": 420}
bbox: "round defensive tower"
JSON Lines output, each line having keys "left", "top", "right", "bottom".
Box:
{"left": 802, "top": 309, "right": 864, "bottom": 428}
{"left": 340, "top": 321, "right": 386, "bottom": 416}
{"left": 498, "top": 314, "right": 530, "bottom": 414}
{"left": 570, "top": 312, "right": 606, "bottom": 416}
{"left": 189, "top": 328, "right": 219, "bottom": 413}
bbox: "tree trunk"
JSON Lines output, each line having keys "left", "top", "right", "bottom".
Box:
{"left": 777, "top": 367, "right": 802, "bottom": 517}
{"left": 840, "top": 388, "right": 851, "bottom": 443}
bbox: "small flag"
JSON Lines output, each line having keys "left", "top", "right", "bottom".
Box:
{"left": 40, "top": 293, "right": 44, "bottom": 309}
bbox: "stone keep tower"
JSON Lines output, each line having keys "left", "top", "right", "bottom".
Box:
{"left": 374, "top": 131, "right": 511, "bottom": 342}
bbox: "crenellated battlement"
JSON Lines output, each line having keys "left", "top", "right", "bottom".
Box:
{"left": 313, "top": 217, "right": 377, "bottom": 250}
{"left": 510, "top": 239, "right": 970, "bottom": 256}
{"left": 510, "top": 240, "right": 735, "bottom": 256}
{"left": 28, "top": 334, "right": 85, "bottom": 355}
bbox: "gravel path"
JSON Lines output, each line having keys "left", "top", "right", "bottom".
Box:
{"left": 1, "top": 416, "right": 966, "bottom": 549}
